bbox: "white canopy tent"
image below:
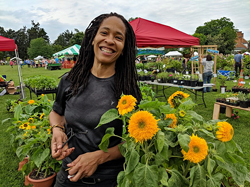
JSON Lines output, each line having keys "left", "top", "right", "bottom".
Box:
{"left": 10, "top": 57, "right": 22, "bottom": 61}
{"left": 165, "top": 51, "right": 183, "bottom": 57}
{"left": 34, "top": 55, "right": 44, "bottom": 60}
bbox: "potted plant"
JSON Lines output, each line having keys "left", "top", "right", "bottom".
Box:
{"left": 218, "top": 75, "right": 227, "bottom": 93}
{"left": 5, "top": 95, "right": 61, "bottom": 186}
{"left": 237, "top": 91, "right": 248, "bottom": 108}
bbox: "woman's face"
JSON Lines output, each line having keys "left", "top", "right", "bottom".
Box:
{"left": 92, "top": 16, "right": 126, "bottom": 66}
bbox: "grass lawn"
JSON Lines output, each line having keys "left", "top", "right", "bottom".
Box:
{"left": 0, "top": 64, "right": 250, "bottom": 186}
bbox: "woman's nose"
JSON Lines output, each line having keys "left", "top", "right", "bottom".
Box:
{"left": 105, "top": 35, "right": 115, "bottom": 44}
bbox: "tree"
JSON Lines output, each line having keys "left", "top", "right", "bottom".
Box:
{"left": 27, "top": 21, "right": 49, "bottom": 43}
{"left": 27, "top": 38, "right": 53, "bottom": 59}
{"left": 69, "top": 29, "right": 84, "bottom": 46}
{"left": 53, "top": 30, "right": 74, "bottom": 48}
{"left": 128, "top": 17, "right": 139, "bottom": 22}
{"left": 194, "top": 17, "right": 237, "bottom": 54}
{"left": 192, "top": 33, "right": 207, "bottom": 45}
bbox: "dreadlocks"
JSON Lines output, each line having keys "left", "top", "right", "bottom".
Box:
{"left": 67, "top": 12, "right": 142, "bottom": 102}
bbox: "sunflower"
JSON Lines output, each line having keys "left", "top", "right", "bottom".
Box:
{"left": 28, "top": 118, "right": 34, "bottom": 123}
{"left": 41, "top": 94, "right": 44, "bottom": 97}
{"left": 117, "top": 95, "right": 137, "bottom": 115}
{"left": 179, "top": 110, "right": 186, "bottom": 117}
{"left": 165, "top": 113, "right": 177, "bottom": 128}
{"left": 47, "top": 128, "right": 51, "bottom": 134}
{"left": 19, "top": 124, "right": 24, "bottom": 129}
{"left": 28, "top": 100, "right": 35, "bottom": 104}
{"left": 40, "top": 113, "right": 45, "bottom": 120}
{"left": 22, "top": 122, "right": 30, "bottom": 130}
{"left": 32, "top": 126, "right": 36, "bottom": 129}
{"left": 181, "top": 134, "right": 208, "bottom": 163}
{"left": 128, "top": 111, "right": 160, "bottom": 143}
{"left": 216, "top": 121, "right": 234, "bottom": 142}
{"left": 168, "top": 91, "right": 189, "bottom": 108}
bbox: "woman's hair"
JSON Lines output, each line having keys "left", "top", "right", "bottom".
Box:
{"left": 206, "top": 54, "right": 213, "bottom": 61}
{"left": 67, "top": 12, "right": 142, "bottom": 101}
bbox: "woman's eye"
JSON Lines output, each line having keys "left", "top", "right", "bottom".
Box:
{"left": 100, "top": 31, "right": 107, "bottom": 35}
{"left": 116, "top": 36, "right": 123, "bottom": 41}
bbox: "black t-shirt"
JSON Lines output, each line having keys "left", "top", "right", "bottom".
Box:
{"left": 53, "top": 73, "right": 124, "bottom": 179}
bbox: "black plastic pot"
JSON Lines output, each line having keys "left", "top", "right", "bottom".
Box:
{"left": 239, "top": 101, "right": 248, "bottom": 108}
{"left": 190, "top": 80, "right": 197, "bottom": 87}
{"left": 220, "top": 106, "right": 226, "bottom": 114}
{"left": 197, "top": 81, "right": 203, "bottom": 87}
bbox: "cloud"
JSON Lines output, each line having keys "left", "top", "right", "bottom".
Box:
{"left": 1, "top": 0, "right": 250, "bottom": 42}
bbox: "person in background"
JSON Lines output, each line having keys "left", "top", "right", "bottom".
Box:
{"left": 182, "top": 57, "right": 189, "bottom": 74}
{"left": 200, "top": 54, "right": 214, "bottom": 93}
{"left": 233, "top": 51, "right": 243, "bottom": 78}
{"left": 49, "top": 12, "right": 141, "bottom": 187}
{"left": 45, "top": 59, "right": 48, "bottom": 69}
{"left": 27, "top": 59, "right": 30, "bottom": 68}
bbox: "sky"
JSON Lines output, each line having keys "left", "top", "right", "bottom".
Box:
{"left": 1, "top": 0, "right": 250, "bottom": 43}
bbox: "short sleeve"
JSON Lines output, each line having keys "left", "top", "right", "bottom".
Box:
{"left": 53, "top": 75, "right": 71, "bottom": 116}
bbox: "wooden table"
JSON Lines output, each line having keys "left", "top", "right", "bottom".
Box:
{"left": 213, "top": 102, "right": 250, "bottom": 119}
{"left": 141, "top": 81, "right": 214, "bottom": 107}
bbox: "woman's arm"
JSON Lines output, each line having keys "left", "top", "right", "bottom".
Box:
{"left": 67, "top": 143, "right": 123, "bottom": 181}
{"left": 49, "top": 110, "right": 75, "bottom": 160}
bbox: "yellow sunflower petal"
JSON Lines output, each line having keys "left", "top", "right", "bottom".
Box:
{"left": 216, "top": 121, "right": 234, "bottom": 142}
{"left": 28, "top": 100, "right": 35, "bottom": 104}
{"left": 117, "top": 95, "right": 137, "bottom": 115}
{"left": 181, "top": 134, "right": 208, "bottom": 163}
{"left": 128, "top": 111, "right": 160, "bottom": 143}
{"left": 165, "top": 113, "right": 177, "bottom": 128}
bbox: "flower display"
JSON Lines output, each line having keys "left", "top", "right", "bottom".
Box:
{"left": 168, "top": 91, "right": 189, "bottom": 108}
{"left": 181, "top": 134, "right": 208, "bottom": 163}
{"left": 96, "top": 85, "right": 249, "bottom": 187}
{"left": 216, "top": 121, "right": 234, "bottom": 142}
{"left": 117, "top": 95, "right": 137, "bottom": 115}
{"left": 128, "top": 111, "right": 160, "bottom": 143}
{"left": 165, "top": 113, "right": 177, "bottom": 128}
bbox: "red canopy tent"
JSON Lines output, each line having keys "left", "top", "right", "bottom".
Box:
{"left": 0, "top": 35, "right": 25, "bottom": 98}
{"left": 0, "top": 36, "right": 17, "bottom": 51}
{"left": 129, "top": 18, "right": 199, "bottom": 48}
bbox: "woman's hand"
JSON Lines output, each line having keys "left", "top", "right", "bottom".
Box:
{"left": 67, "top": 151, "right": 103, "bottom": 181}
{"left": 51, "top": 128, "right": 75, "bottom": 160}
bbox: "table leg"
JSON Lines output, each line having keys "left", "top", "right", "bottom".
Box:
{"left": 213, "top": 103, "right": 220, "bottom": 120}
{"left": 201, "top": 91, "right": 206, "bottom": 108}
{"left": 225, "top": 107, "right": 232, "bottom": 118}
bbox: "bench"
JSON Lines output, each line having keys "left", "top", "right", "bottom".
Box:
{"left": 213, "top": 102, "right": 250, "bottom": 119}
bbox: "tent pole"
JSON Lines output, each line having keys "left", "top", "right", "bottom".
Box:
{"left": 15, "top": 49, "right": 25, "bottom": 99}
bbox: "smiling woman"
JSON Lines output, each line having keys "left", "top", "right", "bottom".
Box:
{"left": 49, "top": 12, "right": 141, "bottom": 187}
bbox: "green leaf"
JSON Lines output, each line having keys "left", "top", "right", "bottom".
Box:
{"left": 14, "top": 104, "right": 22, "bottom": 121}
{"left": 189, "top": 164, "right": 206, "bottom": 187}
{"left": 33, "top": 148, "right": 50, "bottom": 168}
{"left": 133, "top": 163, "right": 159, "bottom": 187}
{"left": 159, "top": 167, "right": 168, "bottom": 186}
{"left": 98, "top": 127, "right": 115, "bottom": 152}
{"left": 207, "top": 157, "right": 216, "bottom": 176}
{"left": 178, "top": 134, "right": 190, "bottom": 152}
{"left": 186, "top": 111, "right": 204, "bottom": 122}
{"left": 125, "top": 149, "right": 139, "bottom": 175}
{"left": 159, "top": 105, "right": 175, "bottom": 114}
{"left": 168, "top": 168, "right": 189, "bottom": 187}
{"left": 206, "top": 173, "right": 224, "bottom": 187}
{"left": 157, "top": 131, "right": 165, "bottom": 153}
{"left": 178, "top": 99, "right": 196, "bottom": 110}
{"left": 95, "top": 109, "right": 119, "bottom": 128}
{"left": 25, "top": 105, "right": 37, "bottom": 114}
{"left": 139, "top": 100, "right": 165, "bottom": 111}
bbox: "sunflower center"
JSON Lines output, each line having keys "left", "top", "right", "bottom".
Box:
{"left": 193, "top": 146, "right": 200, "bottom": 153}
{"left": 138, "top": 121, "right": 146, "bottom": 129}
{"left": 122, "top": 100, "right": 127, "bottom": 105}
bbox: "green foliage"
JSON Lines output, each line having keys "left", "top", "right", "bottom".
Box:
{"left": 217, "top": 75, "right": 227, "bottom": 86}
{"left": 5, "top": 95, "right": 61, "bottom": 178}
{"left": 24, "top": 75, "right": 57, "bottom": 90}
{"left": 27, "top": 38, "right": 53, "bottom": 59}
{"left": 193, "top": 33, "right": 207, "bottom": 45}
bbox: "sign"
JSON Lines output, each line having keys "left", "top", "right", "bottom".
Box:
{"left": 137, "top": 47, "right": 165, "bottom": 56}
{"left": 190, "top": 55, "right": 199, "bottom": 60}
{"left": 207, "top": 49, "right": 219, "bottom": 54}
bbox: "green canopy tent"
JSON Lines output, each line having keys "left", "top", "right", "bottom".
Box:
{"left": 53, "top": 44, "right": 81, "bottom": 57}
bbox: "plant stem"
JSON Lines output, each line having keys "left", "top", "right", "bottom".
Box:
{"left": 183, "top": 161, "right": 191, "bottom": 177}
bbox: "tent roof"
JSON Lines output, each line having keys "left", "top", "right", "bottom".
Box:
{"left": 165, "top": 51, "right": 183, "bottom": 56}
{"left": 0, "top": 35, "right": 17, "bottom": 51}
{"left": 53, "top": 44, "right": 81, "bottom": 57}
{"left": 129, "top": 18, "right": 199, "bottom": 48}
